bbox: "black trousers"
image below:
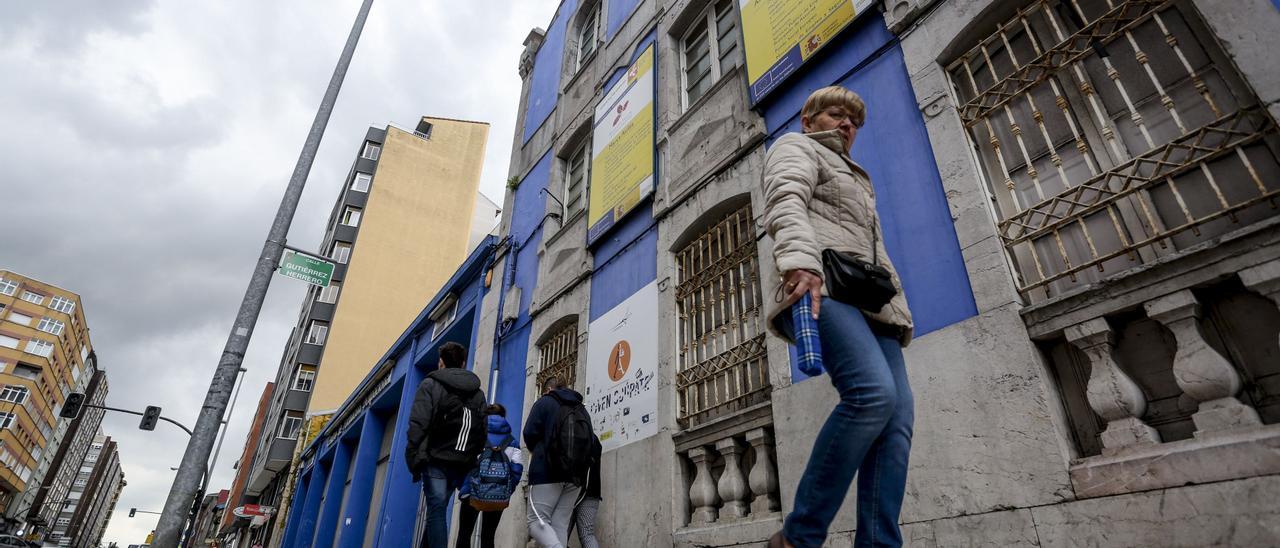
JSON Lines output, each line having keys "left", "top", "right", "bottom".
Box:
{"left": 455, "top": 501, "right": 505, "bottom": 548}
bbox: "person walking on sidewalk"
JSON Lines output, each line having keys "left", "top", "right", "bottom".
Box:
{"left": 456, "top": 403, "right": 523, "bottom": 548}
{"left": 763, "top": 86, "right": 915, "bottom": 548}
{"left": 405, "top": 342, "right": 487, "bottom": 548}
{"left": 522, "top": 376, "right": 596, "bottom": 548}
{"left": 569, "top": 434, "right": 602, "bottom": 548}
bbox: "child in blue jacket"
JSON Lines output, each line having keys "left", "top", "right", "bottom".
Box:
{"left": 456, "top": 404, "right": 523, "bottom": 548}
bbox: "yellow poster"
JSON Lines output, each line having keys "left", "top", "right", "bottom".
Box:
{"left": 738, "top": 0, "right": 866, "bottom": 103}
{"left": 588, "top": 44, "right": 656, "bottom": 244}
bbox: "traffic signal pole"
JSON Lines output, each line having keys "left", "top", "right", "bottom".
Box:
{"left": 151, "top": 0, "right": 375, "bottom": 545}
{"left": 77, "top": 403, "right": 193, "bottom": 436}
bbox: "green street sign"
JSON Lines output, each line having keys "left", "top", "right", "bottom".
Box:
{"left": 277, "top": 249, "right": 335, "bottom": 288}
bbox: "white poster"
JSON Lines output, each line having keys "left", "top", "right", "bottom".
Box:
{"left": 583, "top": 281, "right": 659, "bottom": 452}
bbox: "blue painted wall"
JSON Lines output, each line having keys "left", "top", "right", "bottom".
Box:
{"left": 590, "top": 203, "right": 658, "bottom": 321}
{"left": 606, "top": 0, "right": 642, "bottom": 40}
{"left": 490, "top": 151, "right": 553, "bottom": 435}
{"left": 523, "top": 0, "right": 578, "bottom": 144}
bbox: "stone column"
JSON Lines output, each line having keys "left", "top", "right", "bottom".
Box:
{"left": 1145, "top": 290, "right": 1261, "bottom": 435}
{"left": 687, "top": 446, "right": 720, "bottom": 524}
{"left": 745, "top": 428, "right": 780, "bottom": 515}
{"left": 1240, "top": 259, "right": 1280, "bottom": 350}
{"left": 715, "top": 437, "right": 749, "bottom": 520}
{"left": 1066, "top": 318, "right": 1161, "bottom": 454}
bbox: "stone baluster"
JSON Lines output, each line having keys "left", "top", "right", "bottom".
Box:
{"left": 715, "top": 437, "right": 749, "bottom": 520}
{"left": 1145, "top": 290, "right": 1261, "bottom": 435}
{"left": 1066, "top": 318, "right": 1161, "bottom": 454}
{"left": 1240, "top": 259, "right": 1280, "bottom": 350}
{"left": 746, "top": 428, "right": 780, "bottom": 514}
{"left": 687, "top": 446, "right": 720, "bottom": 524}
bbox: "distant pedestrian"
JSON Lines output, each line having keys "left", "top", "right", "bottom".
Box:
{"left": 522, "top": 376, "right": 596, "bottom": 548}
{"left": 569, "top": 436, "right": 602, "bottom": 548}
{"left": 456, "top": 404, "right": 523, "bottom": 548}
{"left": 763, "top": 86, "right": 915, "bottom": 548}
{"left": 405, "top": 342, "right": 487, "bottom": 548}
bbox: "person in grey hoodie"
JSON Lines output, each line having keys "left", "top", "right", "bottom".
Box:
{"left": 405, "top": 342, "right": 486, "bottom": 548}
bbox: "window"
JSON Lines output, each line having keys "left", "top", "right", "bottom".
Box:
{"left": 576, "top": 3, "right": 602, "bottom": 71}
{"left": 340, "top": 207, "right": 362, "bottom": 227}
{"left": 305, "top": 321, "right": 328, "bottom": 345}
{"left": 37, "top": 318, "right": 65, "bottom": 336}
{"left": 48, "top": 296, "right": 75, "bottom": 315}
{"left": 0, "top": 279, "right": 16, "bottom": 296}
{"left": 537, "top": 321, "right": 579, "bottom": 391}
{"left": 563, "top": 141, "right": 590, "bottom": 219}
{"left": 361, "top": 142, "right": 381, "bottom": 161}
{"left": 948, "top": 1, "right": 1278, "bottom": 301}
{"left": 7, "top": 311, "right": 32, "bottom": 326}
{"left": 0, "top": 413, "right": 13, "bottom": 429}
{"left": 293, "top": 365, "right": 317, "bottom": 392}
{"left": 26, "top": 339, "right": 54, "bottom": 358}
{"left": 278, "top": 411, "right": 304, "bottom": 439}
{"left": 350, "top": 172, "right": 372, "bottom": 192}
{"left": 430, "top": 299, "right": 458, "bottom": 340}
{"left": 681, "top": 0, "right": 740, "bottom": 108}
{"left": 330, "top": 242, "right": 352, "bottom": 264}
{"left": 0, "top": 386, "right": 28, "bottom": 405}
{"left": 20, "top": 291, "right": 44, "bottom": 305}
{"left": 675, "top": 203, "right": 768, "bottom": 426}
{"left": 12, "top": 363, "right": 39, "bottom": 381}
{"left": 0, "top": 335, "right": 18, "bottom": 350}
{"left": 317, "top": 282, "right": 340, "bottom": 304}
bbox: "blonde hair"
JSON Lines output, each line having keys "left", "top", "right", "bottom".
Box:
{"left": 801, "top": 86, "right": 866, "bottom": 128}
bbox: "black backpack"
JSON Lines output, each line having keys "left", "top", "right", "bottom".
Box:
{"left": 545, "top": 396, "right": 595, "bottom": 484}
{"left": 426, "top": 383, "right": 486, "bottom": 466}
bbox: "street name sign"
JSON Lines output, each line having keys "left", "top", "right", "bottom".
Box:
{"left": 277, "top": 249, "right": 335, "bottom": 287}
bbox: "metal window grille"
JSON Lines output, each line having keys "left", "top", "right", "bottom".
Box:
{"left": 564, "top": 143, "right": 589, "bottom": 219}
{"left": 537, "top": 321, "right": 579, "bottom": 391}
{"left": 675, "top": 204, "right": 768, "bottom": 427}
{"left": 949, "top": 0, "right": 1280, "bottom": 300}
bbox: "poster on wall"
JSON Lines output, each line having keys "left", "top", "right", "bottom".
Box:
{"left": 583, "top": 281, "right": 659, "bottom": 452}
{"left": 738, "top": 0, "right": 875, "bottom": 105}
{"left": 587, "top": 43, "right": 656, "bottom": 245}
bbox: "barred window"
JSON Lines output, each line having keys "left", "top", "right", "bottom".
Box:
{"left": 950, "top": 0, "right": 1279, "bottom": 301}
{"left": 537, "top": 321, "right": 579, "bottom": 391}
{"left": 675, "top": 203, "right": 768, "bottom": 427}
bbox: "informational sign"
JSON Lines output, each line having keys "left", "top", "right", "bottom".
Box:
{"left": 738, "top": 0, "right": 874, "bottom": 104}
{"left": 583, "top": 281, "right": 659, "bottom": 451}
{"left": 587, "top": 44, "right": 656, "bottom": 245}
{"left": 276, "top": 249, "right": 335, "bottom": 288}
{"left": 233, "top": 504, "right": 274, "bottom": 518}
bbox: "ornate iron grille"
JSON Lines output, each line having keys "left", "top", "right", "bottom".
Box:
{"left": 537, "top": 321, "right": 579, "bottom": 391}
{"left": 676, "top": 204, "right": 769, "bottom": 427}
{"left": 949, "top": 0, "right": 1280, "bottom": 300}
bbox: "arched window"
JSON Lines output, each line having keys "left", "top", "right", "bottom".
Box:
{"left": 951, "top": 0, "right": 1280, "bottom": 301}
{"left": 537, "top": 319, "right": 579, "bottom": 390}
{"left": 674, "top": 202, "right": 768, "bottom": 427}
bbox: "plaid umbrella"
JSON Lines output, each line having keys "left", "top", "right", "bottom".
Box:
{"left": 791, "top": 293, "right": 824, "bottom": 376}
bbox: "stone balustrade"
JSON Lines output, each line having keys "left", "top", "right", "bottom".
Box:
{"left": 681, "top": 426, "right": 780, "bottom": 527}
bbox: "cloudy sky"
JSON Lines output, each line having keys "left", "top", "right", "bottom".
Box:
{"left": 0, "top": 0, "right": 557, "bottom": 543}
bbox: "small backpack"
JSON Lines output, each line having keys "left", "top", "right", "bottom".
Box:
{"left": 467, "top": 436, "right": 516, "bottom": 511}
{"left": 546, "top": 397, "right": 595, "bottom": 484}
{"left": 427, "top": 383, "right": 486, "bottom": 466}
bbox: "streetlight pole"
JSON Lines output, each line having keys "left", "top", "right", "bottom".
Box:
{"left": 180, "top": 367, "right": 247, "bottom": 548}
{"left": 151, "top": 0, "right": 376, "bottom": 544}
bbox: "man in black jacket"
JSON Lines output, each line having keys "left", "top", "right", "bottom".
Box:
{"left": 405, "top": 342, "right": 485, "bottom": 548}
{"left": 522, "top": 376, "right": 592, "bottom": 547}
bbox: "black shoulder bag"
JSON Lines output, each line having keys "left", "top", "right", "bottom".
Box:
{"left": 822, "top": 222, "right": 897, "bottom": 313}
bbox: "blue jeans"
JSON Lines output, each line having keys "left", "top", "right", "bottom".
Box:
{"left": 778, "top": 298, "right": 914, "bottom": 547}
{"left": 421, "top": 463, "right": 469, "bottom": 548}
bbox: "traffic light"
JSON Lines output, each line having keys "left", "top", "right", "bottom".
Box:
{"left": 139, "top": 406, "right": 161, "bottom": 431}
{"left": 59, "top": 392, "right": 86, "bottom": 419}
{"left": 129, "top": 508, "right": 136, "bottom": 518}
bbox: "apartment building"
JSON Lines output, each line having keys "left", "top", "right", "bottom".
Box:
{"left": 238, "top": 116, "right": 492, "bottom": 547}
{"left": 0, "top": 272, "right": 97, "bottom": 531}
{"left": 45, "top": 433, "right": 123, "bottom": 548}
{"left": 214, "top": 382, "right": 272, "bottom": 548}
{"left": 26, "top": 370, "right": 107, "bottom": 540}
